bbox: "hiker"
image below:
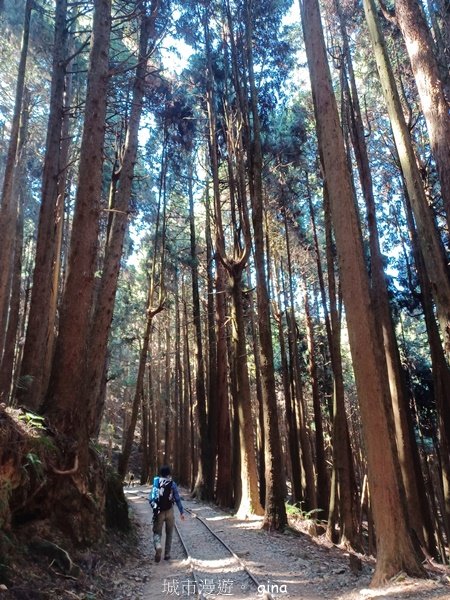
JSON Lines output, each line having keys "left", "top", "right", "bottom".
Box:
{"left": 149, "top": 465, "right": 185, "bottom": 562}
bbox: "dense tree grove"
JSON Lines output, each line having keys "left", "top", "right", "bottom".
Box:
{"left": 1, "top": 0, "right": 450, "bottom": 585}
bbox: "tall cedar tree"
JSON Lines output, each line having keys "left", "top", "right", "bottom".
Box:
{"left": 43, "top": 0, "right": 112, "bottom": 475}
{"left": 18, "top": 0, "right": 68, "bottom": 411}
{"left": 299, "top": 0, "right": 426, "bottom": 584}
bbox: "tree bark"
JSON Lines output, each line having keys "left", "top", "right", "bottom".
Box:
{"left": 300, "top": 0, "right": 425, "bottom": 583}
{"left": 304, "top": 285, "right": 329, "bottom": 516}
{"left": 0, "top": 92, "right": 29, "bottom": 402}
{"left": 336, "top": 0, "right": 436, "bottom": 554}
{"left": 244, "top": 0, "right": 287, "bottom": 531}
{"left": 18, "top": 0, "right": 68, "bottom": 410}
{"left": 274, "top": 264, "right": 302, "bottom": 505}
{"left": 393, "top": 0, "right": 450, "bottom": 233}
{"left": 87, "top": 1, "right": 159, "bottom": 436}
{"left": 229, "top": 267, "right": 264, "bottom": 517}
{"left": 0, "top": 0, "right": 32, "bottom": 358}
{"left": 43, "top": 0, "right": 112, "bottom": 473}
{"left": 189, "top": 171, "right": 212, "bottom": 500}
{"left": 363, "top": 0, "right": 450, "bottom": 361}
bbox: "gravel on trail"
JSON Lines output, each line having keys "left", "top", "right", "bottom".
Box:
{"left": 117, "top": 485, "right": 450, "bottom": 600}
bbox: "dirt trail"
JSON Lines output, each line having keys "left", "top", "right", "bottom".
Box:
{"left": 120, "top": 485, "right": 450, "bottom": 600}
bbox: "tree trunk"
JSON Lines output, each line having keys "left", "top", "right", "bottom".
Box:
{"left": 18, "top": 0, "right": 68, "bottom": 410}
{"left": 307, "top": 182, "right": 356, "bottom": 542}
{"left": 0, "top": 0, "right": 32, "bottom": 357}
{"left": 304, "top": 286, "right": 329, "bottom": 516}
{"left": 403, "top": 188, "right": 450, "bottom": 540}
{"left": 244, "top": 0, "right": 287, "bottom": 531}
{"left": 393, "top": 0, "right": 450, "bottom": 233}
{"left": 229, "top": 268, "right": 264, "bottom": 517}
{"left": 275, "top": 264, "right": 302, "bottom": 504}
{"left": 43, "top": 0, "right": 111, "bottom": 474}
{"left": 0, "top": 92, "right": 29, "bottom": 402}
{"left": 337, "top": 0, "right": 436, "bottom": 554}
{"left": 320, "top": 187, "right": 360, "bottom": 548}
{"left": 363, "top": 0, "right": 450, "bottom": 361}
{"left": 189, "top": 172, "right": 212, "bottom": 500}
{"left": 247, "top": 265, "right": 266, "bottom": 508}
{"left": 87, "top": 1, "right": 159, "bottom": 436}
{"left": 118, "top": 314, "right": 153, "bottom": 479}
{"left": 300, "top": 0, "right": 425, "bottom": 583}
{"left": 215, "top": 258, "right": 233, "bottom": 508}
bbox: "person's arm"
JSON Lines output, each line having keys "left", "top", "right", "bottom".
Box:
{"left": 172, "top": 482, "right": 185, "bottom": 516}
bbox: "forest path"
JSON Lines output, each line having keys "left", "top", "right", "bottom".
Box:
{"left": 123, "top": 485, "right": 449, "bottom": 600}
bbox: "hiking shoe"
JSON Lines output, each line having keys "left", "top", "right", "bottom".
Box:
{"left": 155, "top": 544, "right": 162, "bottom": 563}
{"left": 164, "top": 556, "right": 170, "bottom": 560}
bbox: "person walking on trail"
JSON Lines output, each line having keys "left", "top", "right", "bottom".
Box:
{"left": 149, "top": 465, "right": 185, "bottom": 563}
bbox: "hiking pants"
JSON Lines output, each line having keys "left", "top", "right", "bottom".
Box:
{"left": 153, "top": 507, "right": 175, "bottom": 557}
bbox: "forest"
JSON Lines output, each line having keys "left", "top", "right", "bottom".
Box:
{"left": 0, "top": 0, "right": 450, "bottom": 592}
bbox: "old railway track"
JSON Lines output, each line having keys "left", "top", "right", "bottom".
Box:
{"left": 173, "top": 502, "right": 268, "bottom": 599}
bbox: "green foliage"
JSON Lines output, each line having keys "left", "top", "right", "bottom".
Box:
{"left": 18, "top": 410, "right": 45, "bottom": 430}
{"left": 285, "top": 502, "right": 323, "bottom": 520}
{"left": 22, "top": 451, "right": 44, "bottom": 480}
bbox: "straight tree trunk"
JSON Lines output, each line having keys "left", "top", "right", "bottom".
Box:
{"left": 244, "top": 0, "right": 287, "bottom": 531}
{"left": 283, "top": 217, "right": 317, "bottom": 511}
{"left": 320, "top": 188, "right": 359, "bottom": 548}
{"left": 214, "top": 258, "right": 232, "bottom": 508}
{"left": 0, "top": 0, "right": 32, "bottom": 358}
{"left": 205, "top": 187, "right": 218, "bottom": 488}
{"left": 118, "top": 313, "right": 156, "bottom": 479}
{"left": 229, "top": 267, "right": 264, "bottom": 517}
{"left": 393, "top": 0, "right": 450, "bottom": 233}
{"left": 300, "top": 0, "right": 425, "bottom": 583}
{"left": 189, "top": 172, "right": 213, "bottom": 500}
{"left": 87, "top": 1, "right": 159, "bottom": 436}
{"left": 286, "top": 308, "right": 316, "bottom": 510}
{"left": 403, "top": 189, "right": 450, "bottom": 539}
{"left": 275, "top": 264, "right": 303, "bottom": 504}
{"left": 18, "top": 0, "right": 68, "bottom": 410}
{"left": 304, "top": 285, "right": 329, "bottom": 516}
{"left": 43, "top": 0, "right": 112, "bottom": 472}
{"left": 0, "top": 93, "right": 29, "bottom": 402}
{"left": 337, "top": 0, "right": 436, "bottom": 554}
{"left": 363, "top": 0, "right": 450, "bottom": 361}
{"left": 203, "top": 15, "right": 229, "bottom": 503}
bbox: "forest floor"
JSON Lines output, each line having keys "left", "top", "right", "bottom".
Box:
{"left": 2, "top": 484, "right": 450, "bottom": 600}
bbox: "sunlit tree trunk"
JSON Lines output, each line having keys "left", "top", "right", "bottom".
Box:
{"left": 275, "top": 262, "right": 302, "bottom": 504}
{"left": 304, "top": 285, "right": 329, "bottom": 515}
{"left": 363, "top": 0, "right": 450, "bottom": 361}
{"left": 393, "top": 0, "right": 450, "bottom": 233}
{"left": 229, "top": 267, "right": 264, "bottom": 517}
{"left": 336, "top": 0, "right": 436, "bottom": 554}
{"left": 319, "top": 188, "right": 359, "bottom": 548}
{"left": 244, "top": 0, "right": 287, "bottom": 530}
{"left": 300, "top": 0, "right": 425, "bottom": 583}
